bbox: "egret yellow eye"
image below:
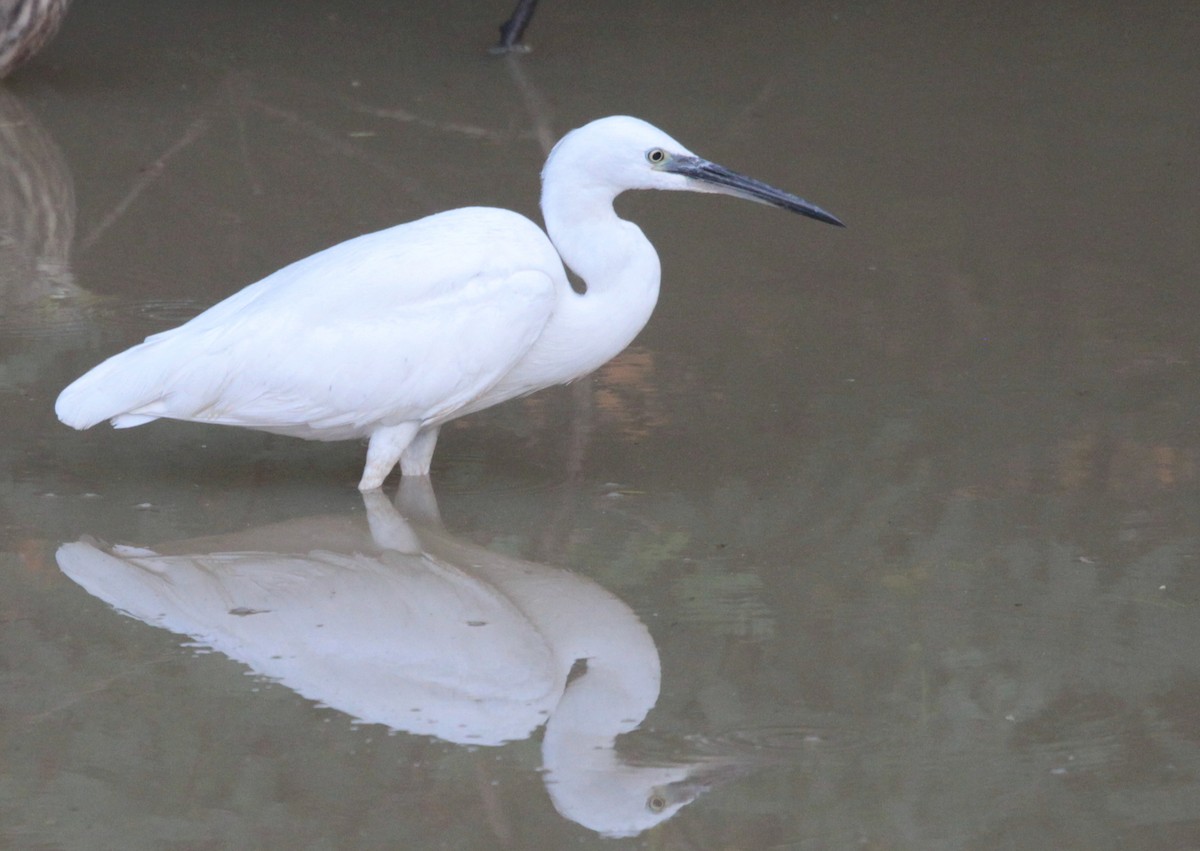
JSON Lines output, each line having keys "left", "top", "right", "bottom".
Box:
{"left": 647, "top": 794, "right": 667, "bottom": 812}
{"left": 646, "top": 148, "right": 667, "bottom": 165}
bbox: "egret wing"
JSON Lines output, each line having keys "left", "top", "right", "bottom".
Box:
{"left": 57, "top": 208, "right": 567, "bottom": 436}
{"left": 160, "top": 269, "right": 557, "bottom": 436}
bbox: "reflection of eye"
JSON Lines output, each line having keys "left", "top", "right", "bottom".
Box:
{"left": 647, "top": 794, "right": 667, "bottom": 813}
{"left": 646, "top": 148, "right": 667, "bottom": 165}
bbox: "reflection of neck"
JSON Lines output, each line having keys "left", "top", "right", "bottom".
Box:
{"left": 387, "top": 480, "right": 662, "bottom": 746}
{"left": 539, "top": 615, "right": 669, "bottom": 839}
{"left": 539, "top": 598, "right": 662, "bottom": 801}
{"left": 543, "top": 654, "right": 660, "bottom": 754}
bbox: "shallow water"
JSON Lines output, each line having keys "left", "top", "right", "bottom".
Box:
{"left": 2, "top": 1, "right": 1199, "bottom": 848}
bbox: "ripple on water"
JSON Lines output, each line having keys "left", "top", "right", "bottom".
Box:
{"left": 0, "top": 294, "right": 213, "bottom": 342}
{"left": 720, "top": 723, "right": 841, "bottom": 754}
{"left": 114, "top": 296, "right": 210, "bottom": 328}
{"left": 0, "top": 286, "right": 101, "bottom": 340}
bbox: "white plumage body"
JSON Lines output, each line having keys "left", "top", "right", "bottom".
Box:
{"left": 59, "top": 208, "right": 579, "bottom": 439}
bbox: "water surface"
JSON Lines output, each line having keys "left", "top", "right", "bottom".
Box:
{"left": 2, "top": 1, "right": 1199, "bottom": 848}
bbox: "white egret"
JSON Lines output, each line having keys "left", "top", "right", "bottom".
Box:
{"left": 56, "top": 115, "right": 843, "bottom": 490}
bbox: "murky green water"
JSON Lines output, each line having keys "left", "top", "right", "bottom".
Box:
{"left": 2, "top": 1, "right": 1198, "bottom": 848}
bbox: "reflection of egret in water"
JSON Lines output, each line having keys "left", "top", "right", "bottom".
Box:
{"left": 56, "top": 479, "right": 754, "bottom": 837}
{"left": 0, "top": 86, "right": 94, "bottom": 405}
{"left": 0, "top": 87, "right": 87, "bottom": 329}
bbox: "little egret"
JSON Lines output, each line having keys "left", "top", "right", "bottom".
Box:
{"left": 56, "top": 115, "right": 843, "bottom": 490}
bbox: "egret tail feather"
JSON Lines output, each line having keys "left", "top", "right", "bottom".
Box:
{"left": 55, "top": 343, "right": 175, "bottom": 430}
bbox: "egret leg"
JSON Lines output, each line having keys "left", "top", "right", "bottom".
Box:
{"left": 360, "top": 422, "right": 421, "bottom": 491}
{"left": 400, "top": 424, "right": 441, "bottom": 476}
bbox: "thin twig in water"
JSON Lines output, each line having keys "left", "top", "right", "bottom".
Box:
{"left": 78, "top": 116, "right": 211, "bottom": 254}
{"left": 227, "top": 74, "right": 265, "bottom": 197}
{"left": 343, "top": 99, "right": 519, "bottom": 144}
{"left": 23, "top": 655, "right": 178, "bottom": 724}
{"left": 249, "top": 98, "right": 434, "bottom": 208}
{"left": 502, "top": 54, "right": 555, "bottom": 156}
{"left": 719, "top": 78, "right": 778, "bottom": 146}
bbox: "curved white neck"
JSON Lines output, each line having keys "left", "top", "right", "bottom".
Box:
{"left": 531, "top": 178, "right": 662, "bottom": 379}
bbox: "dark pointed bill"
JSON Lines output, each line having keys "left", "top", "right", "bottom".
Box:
{"left": 665, "top": 155, "right": 845, "bottom": 227}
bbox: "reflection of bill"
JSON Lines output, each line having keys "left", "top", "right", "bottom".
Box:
{"left": 57, "top": 479, "right": 749, "bottom": 837}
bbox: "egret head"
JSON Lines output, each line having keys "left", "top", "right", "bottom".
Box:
{"left": 543, "top": 115, "right": 844, "bottom": 227}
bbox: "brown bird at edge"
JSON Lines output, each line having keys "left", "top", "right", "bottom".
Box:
{"left": 0, "top": 0, "right": 70, "bottom": 78}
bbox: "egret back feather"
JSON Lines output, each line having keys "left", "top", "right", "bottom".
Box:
{"left": 55, "top": 208, "right": 563, "bottom": 439}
